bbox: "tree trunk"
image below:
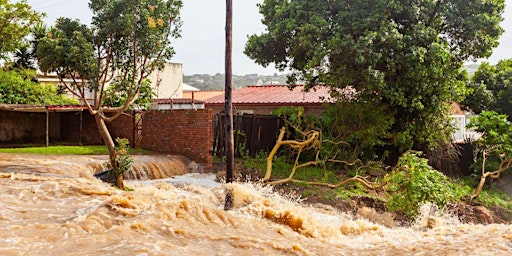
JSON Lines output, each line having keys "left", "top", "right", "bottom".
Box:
{"left": 95, "top": 114, "right": 125, "bottom": 190}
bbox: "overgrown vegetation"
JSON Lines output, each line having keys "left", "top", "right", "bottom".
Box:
{"left": 467, "top": 111, "right": 512, "bottom": 199}
{"left": 104, "top": 138, "right": 134, "bottom": 179}
{"left": 0, "top": 69, "right": 78, "bottom": 105}
{"left": 251, "top": 106, "right": 512, "bottom": 221}
{"left": 384, "top": 151, "right": 468, "bottom": 218}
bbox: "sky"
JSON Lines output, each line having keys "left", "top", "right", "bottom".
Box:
{"left": 26, "top": 0, "right": 512, "bottom": 76}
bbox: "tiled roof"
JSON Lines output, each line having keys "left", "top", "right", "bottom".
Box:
{"left": 183, "top": 90, "right": 225, "bottom": 101}
{"left": 451, "top": 102, "right": 464, "bottom": 115}
{"left": 0, "top": 104, "right": 86, "bottom": 113}
{"left": 205, "top": 85, "right": 333, "bottom": 105}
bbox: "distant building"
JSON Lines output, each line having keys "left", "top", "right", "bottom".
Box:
{"left": 36, "top": 62, "right": 184, "bottom": 103}
{"left": 182, "top": 83, "right": 199, "bottom": 91}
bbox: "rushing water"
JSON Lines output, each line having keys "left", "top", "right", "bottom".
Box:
{"left": 1, "top": 153, "right": 511, "bottom": 255}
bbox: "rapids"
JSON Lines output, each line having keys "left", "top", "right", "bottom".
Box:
{"left": 1, "top": 153, "right": 511, "bottom": 255}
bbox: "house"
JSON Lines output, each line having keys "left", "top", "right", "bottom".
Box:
{"left": 451, "top": 102, "right": 481, "bottom": 143}
{"left": 204, "top": 84, "right": 334, "bottom": 115}
{"left": 36, "top": 62, "right": 184, "bottom": 103}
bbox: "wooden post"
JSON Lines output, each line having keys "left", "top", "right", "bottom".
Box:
{"left": 45, "top": 106, "right": 49, "bottom": 147}
{"left": 224, "top": 0, "right": 235, "bottom": 210}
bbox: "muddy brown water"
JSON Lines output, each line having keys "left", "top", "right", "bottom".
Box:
{"left": 1, "top": 153, "right": 511, "bottom": 255}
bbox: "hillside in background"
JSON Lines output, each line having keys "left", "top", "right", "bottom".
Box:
{"left": 184, "top": 73, "right": 289, "bottom": 90}
{"left": 184, "top": 64, "right": 483, "bottom": 91}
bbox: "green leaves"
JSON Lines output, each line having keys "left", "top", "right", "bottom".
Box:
{"left": 465, "top": 60, "right": 512, "bottom": 120}
{"left": 385, "top": 151, "right": 463, "bottom": 219}
{"left": 468, "top": 111, "right": 512, "bottom": 155}
{"left": 0, "top": 0, "right": 42, "bottom": 59}
{"left": 34, "top": 0, "right": 182, "bottom": 111}
{"left": 245, "top": 0, "right": 502, "bottom": 161}
{"left": 0, "top": 69, "right": 77, "bottom": 105}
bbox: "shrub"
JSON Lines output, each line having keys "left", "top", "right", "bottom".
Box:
{"left": 385, "top": 151, "right": 463, "bottom": 218}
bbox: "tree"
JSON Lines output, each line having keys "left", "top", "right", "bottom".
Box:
{"left": 0, "top": 0, "right": 42, "bottom": 59}
{"left": 465, "top": 60, "right": 512, "bottom": 121}
{"left": 467, "top": 111, "right": 512, "bottom": 199}
{"left": 0, "top": 69, "right": 77, "bottom": 105}
{"left": 245, "top": 0, "right": 504, "bottom": 162}
{"left": 36, "top": 0, "right": 183, "bottom": 189}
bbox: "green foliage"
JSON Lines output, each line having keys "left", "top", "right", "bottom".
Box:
{"left": 246, "top": 0, "right": 501, "bottom": 161}
{"left": 105, "top": 138, "right": 134, "bottom": 177}
{"left": 34, "top": 1, "right": 182, "bottom": 185}
{"left": 321, "top": 101, "right": 395, "bottom": 161}
{"left": 385, "top": 152, "right": 465, "bottom": 218}
{"left": 0, "top": 145, "right": 110, "bottom": 154}
{"left": 467, "top": 111, "right": 512, "bottom": 173}
{"left": 0, "top": 0, "right": 42, "bottom": 59}
{"left": 0, "top": 145, "right": 148, "bottom": 155}
{"left": 0, "top": 69, "right": 77, "bottom": 105}
{"left": 103, "top": 78, "right": 156, "bottom": 109}
{"left": 35, "top": 0, "right": 183, "bottom": 110}
{"left": 234, "top": 130, "right": 249, "bottom": 159}
{"left": 465, "top": 60, "right": 512, "bottom": 121}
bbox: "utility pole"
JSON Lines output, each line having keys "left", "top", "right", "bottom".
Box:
{"left": 224, "top": 0, "right": 235, "bottom": 210}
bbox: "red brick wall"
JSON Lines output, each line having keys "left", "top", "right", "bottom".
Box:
{"left": 142, "top": 109, "right": 212, "bottom": 166}
{"left": 108, "top": 112, "right": 136, "bottom": 146}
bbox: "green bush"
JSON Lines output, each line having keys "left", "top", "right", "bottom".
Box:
{"left": 385, "top": 151, "right": 464, "bottom": 218}
{"left": 0, "top": 69, "right": 77, "bottom": 105}
{"left": 104, "top": 138, "right": 134, "bottom": 177}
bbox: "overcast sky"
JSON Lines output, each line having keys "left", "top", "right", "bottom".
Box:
{"left": 26, "top": 0, "right": 512, "bottom": 75}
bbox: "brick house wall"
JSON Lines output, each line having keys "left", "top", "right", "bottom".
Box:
{"left": 142, "top": 109, "right": 212, "bottom": 166}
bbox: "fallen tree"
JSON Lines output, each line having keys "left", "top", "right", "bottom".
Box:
{"left": 263, "top": 127, "right": 382, "bottom": 191}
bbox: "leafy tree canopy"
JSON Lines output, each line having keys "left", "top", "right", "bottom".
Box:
{"left": 0, "top": 69, "right": 77, "bottom": 105}
{"left": 245, "top": 0, "right": 504, "bottom": 160}
{"left": 0, "top": 0, "right": 42, "bottom": 59}
{"left": 35, "top": 0, "right": 182, "bottom": 189}
{"left": 465, "top": 59, "right": 512, "bottom": 120}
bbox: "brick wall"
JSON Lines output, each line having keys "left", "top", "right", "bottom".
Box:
{"left": 1, "top": 109, "right": 213, "bottom": 166}
{"left": 108, "top": 112, "right": 136, "bottom": 146}
{"left": 142, "top": 109, "right": 212, "bottom": 166}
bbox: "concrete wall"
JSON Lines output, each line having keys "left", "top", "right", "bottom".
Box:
{"left": 0, "top": 111, "right": 60, "bottom": 144}
{"left": 149, "top": 62, "right": 183, "bottom": 98}
{"left": 59, "top": 111, "right": 136, "bottom": 146}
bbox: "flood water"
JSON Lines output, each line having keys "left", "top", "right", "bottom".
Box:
{"left": 1, "top": 153, "right": 511, "bottom": 255}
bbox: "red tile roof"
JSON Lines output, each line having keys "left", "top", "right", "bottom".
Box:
{"left": 205, "top": 85, "right": 334, "bottom": 105}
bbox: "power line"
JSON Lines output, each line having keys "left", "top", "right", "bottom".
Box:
{"left": 28, "top": 0, "right": 81, "bottom": 10}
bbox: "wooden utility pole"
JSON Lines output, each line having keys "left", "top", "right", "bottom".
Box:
{"left": 224, "top": 0, "right": 235, "bottom": 210}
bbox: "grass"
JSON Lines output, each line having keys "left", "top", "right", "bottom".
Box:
{"left": 0, "top": 145, "right": 148, "bottom": 155}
